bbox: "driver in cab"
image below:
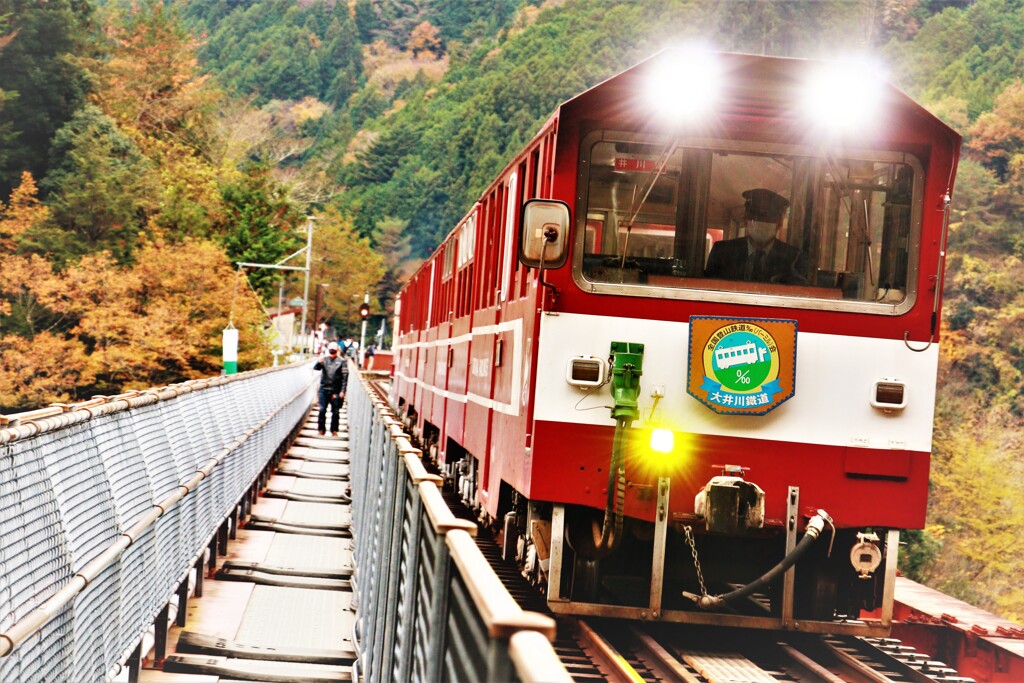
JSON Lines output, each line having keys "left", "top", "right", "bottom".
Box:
{"left": 704, "top": 188, "right": 807, "bottom": 284}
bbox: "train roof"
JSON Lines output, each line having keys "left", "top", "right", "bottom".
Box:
{"left": 559, "top": 49, "right": 961, "bottom": 149}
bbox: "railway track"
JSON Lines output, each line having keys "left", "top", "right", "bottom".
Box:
{"left": 368, "top": 378, "right": 975, "bottom": 683}
{"left": 574, "top": 622, "right": 977, "bottom": 683}
{"left": 456, "top": 494, "right": 975, "bottom": 683}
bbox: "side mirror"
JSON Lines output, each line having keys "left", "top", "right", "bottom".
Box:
{"left": 518, "top": 199, "right": 571, "bottom": 269}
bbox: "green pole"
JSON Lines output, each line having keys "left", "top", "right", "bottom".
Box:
{"left": 223, "top": 325, "right": 238, "bottom": 375}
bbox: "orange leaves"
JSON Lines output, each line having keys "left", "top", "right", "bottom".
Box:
{"left": 0, "top": 332, "right": 97, "bottom": 409}
{"left": 310, "top": 207, "right": 385, "bottom": 325}
{"left": 0, "top": 253, "right": 63, "bottom": 336}
{"left": 0, "top": 238, "right": 270, "bottom": 409}
{"left": 409, "top": 21, "right": 443, "bottom": 60}
{"left": 68, "top": 239, "right": 271, "bottom": 389}
{"left": 86, "top": 2, "right": 216, "bottom": 142}
{"left": 0, "top": 172, "right": 49, "bottom": 251}
{"left": 968, "top": 80, "right": 1024, "bottom": 181}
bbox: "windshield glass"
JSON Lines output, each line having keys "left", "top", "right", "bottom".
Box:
{"left": 577, "top": 135, "right": 920, "bottom": 309}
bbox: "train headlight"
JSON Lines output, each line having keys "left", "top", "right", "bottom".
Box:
{"left": 645, "top": 44, "right": 722, "bottom": 125}
{"left": 650, "top": 427, "right": 674, "bottom": 454}
{"left": 800, "top": 56, "right": 886, "bottom": 133}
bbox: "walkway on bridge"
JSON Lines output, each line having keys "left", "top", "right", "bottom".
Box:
{"left": 0, "top": 363, "right": 569, "bottom": 682}
{"left": 142, "top": 408, "right": 355, "bottom": 682}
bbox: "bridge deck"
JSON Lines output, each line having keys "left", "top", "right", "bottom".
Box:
{"left": 140, "top": 411, "right": 354, "bottom": 682}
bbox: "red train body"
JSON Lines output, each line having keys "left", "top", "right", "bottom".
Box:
{"left": 392, "top": 50, "right": 960, "bottom": 633}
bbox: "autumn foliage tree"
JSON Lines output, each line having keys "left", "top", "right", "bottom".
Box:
{"left": 0, "top": 332, "right": 97, "bottom": 409}
{"left": 309, "top": 207, "right": 385, "bottom": 335}
{"left": 0, "top": 173, "right": 59, "bottom": 335}
{"left": 0, "top": 171, "right": 48, "bottom": 252}
{"left": 87, "top": 1, "right": 214, "bottom": 144}
{"left": 409, "top": 21, "right": 443, "bottom": 59}
{"left": 61, "top": 240, "right": 271, "bottom": 392}
{"left": 968, "top": 79, "right": 1024, "bottom": 183}
{"left": 0, "top": 237, "right": 271, "bottom": 410}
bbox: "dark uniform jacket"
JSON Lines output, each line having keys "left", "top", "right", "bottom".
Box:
{"left": 704, "top": 238, "right": 808, "bottom": 284}
{"left": 314, "top": 356, "right": 348, "bottom": 394}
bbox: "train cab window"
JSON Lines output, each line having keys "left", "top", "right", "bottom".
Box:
{"left": 576, "top": 134, "right": 922, "bottom": 312}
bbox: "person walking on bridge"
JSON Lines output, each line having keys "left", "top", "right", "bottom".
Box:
{"left": 314, "top": 341, "right": 348, "bottom": 436}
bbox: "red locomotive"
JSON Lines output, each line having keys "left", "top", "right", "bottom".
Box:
{"left": 392, "top": 49, "right": 960, "bottom": 634}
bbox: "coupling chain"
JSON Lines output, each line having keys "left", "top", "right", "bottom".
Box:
{"left": 683, "top": 525, "right": 708, "bottom": 598}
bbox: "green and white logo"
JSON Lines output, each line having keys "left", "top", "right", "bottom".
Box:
{"left": 687, "top": 317, "right": 798, "bottom": 415}
{"left": 710, "top": 331, "right": 773, "bottom": 392}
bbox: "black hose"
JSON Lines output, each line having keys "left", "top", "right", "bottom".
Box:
{"left": 691, "top": 518, "right": 824, "bottom": 610}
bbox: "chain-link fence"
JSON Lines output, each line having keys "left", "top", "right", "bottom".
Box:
{"left": 346, "top": 370, "right": 570, "bottom": 683}
{"left": 0, "top": 363, "right": 315, "bottom": 680}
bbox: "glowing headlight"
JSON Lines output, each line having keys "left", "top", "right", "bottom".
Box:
{"left": 800, "top": 56, "right": 887, "bottom": 133}
{"left": 650, "top": 427, "right": 675, "bottom": 454}
{"left": 645, "top": 44, "right": 722, "bottom": 125}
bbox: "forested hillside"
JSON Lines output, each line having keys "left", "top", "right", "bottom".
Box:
{"left": 2, "top": 0, "right": 1023, "bottom": 619}
{"left": 0, "top": 0, "right": 385, "bottom": 406}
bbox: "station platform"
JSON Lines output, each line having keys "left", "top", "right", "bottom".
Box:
{"left": 140, "top": 411, "right": 355, "bottom": 682}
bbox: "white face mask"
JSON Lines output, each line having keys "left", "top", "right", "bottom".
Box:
{"left": 746, "top": 220, "right": 777, "bottom": 247}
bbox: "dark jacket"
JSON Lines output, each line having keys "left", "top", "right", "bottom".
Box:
{"left": 314, "top": 356, "right": 348, "bottom": 394}
{"left": 704, "top": 238, "right": 808, "bottom": 284}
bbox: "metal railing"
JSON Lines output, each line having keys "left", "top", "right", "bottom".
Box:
{"left": 0, "top": 363, "right": 316, "bottom": 680}
{"left": 347, "top": 371, "right": 571, "bottom": 683}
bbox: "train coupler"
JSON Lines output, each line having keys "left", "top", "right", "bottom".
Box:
{"left": 694, "top": 465, "right": 765, "bottom": 534}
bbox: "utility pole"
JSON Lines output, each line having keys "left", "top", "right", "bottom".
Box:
{"left": 359, "top": 292, "right": 369, "bottom": 368}
{"left": 299, "top": 216, "right": 314, "bottom": 352}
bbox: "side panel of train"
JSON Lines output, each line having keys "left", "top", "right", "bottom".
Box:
{"left": 393, "top": 124, "right": 558, "bottom": 515}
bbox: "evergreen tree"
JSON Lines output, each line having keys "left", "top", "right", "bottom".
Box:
{"left": 217, "top": 165, "right": 303, "bottom": 299}
{"left": 353, "top": 0, "right": 380, "bottom": 43}
{"left": 186, "top": 0, "right": 364, "bottom": 106}
{"left": 322, "top": 16, "right": 364, "bottom": 106}
{"left": 31, "top": 106, "right": 156, "bottom": 265}
{"left": 0, "top": 0, "right": 92, "bottom": 198}
{"left": 427, "top": 0, "right": 519, "bottom": 44}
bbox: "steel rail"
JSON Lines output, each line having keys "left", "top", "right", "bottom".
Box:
{"left": 576, "top": 620, "right": 647, "bottom": 683}
{"left": 825, "top": 636, "right": 963, "bottom": 683}
{"left": 0, "top": 364, "right": 315, "bottom": 658}
{"left": 627, "top": 626, "right": 703, "bottom": 683}
{"left": 822, "top": 642, "right": 910, "bottom": 682}
{"left": 776, "top": 641, "right": 866, "bottom": 683}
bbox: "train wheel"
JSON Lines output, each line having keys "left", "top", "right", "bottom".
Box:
{"left": 565, "top": 506, "right": 615, "bottom": 560}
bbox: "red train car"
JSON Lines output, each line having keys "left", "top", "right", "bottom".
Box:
{"left": 392, "top": 49, "right": 960, "bottom": 634}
